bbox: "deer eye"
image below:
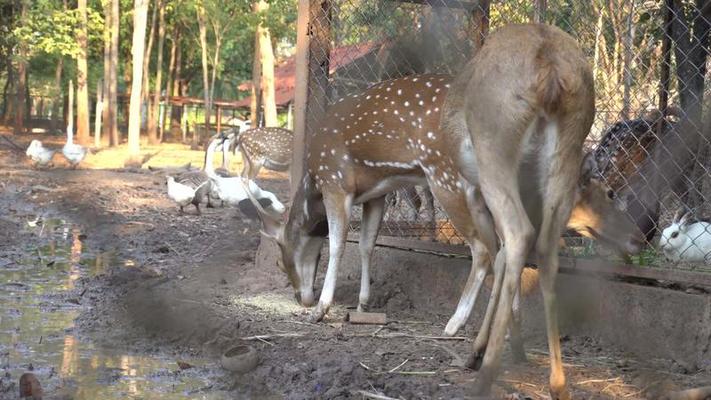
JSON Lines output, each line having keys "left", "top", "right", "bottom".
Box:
{"left": 671, "top": 232, "right": 679, "bottom": 239}
{"left": 606, "top": 189, "right": 615, "bottom": 200}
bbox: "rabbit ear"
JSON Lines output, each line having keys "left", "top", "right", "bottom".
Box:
{"left": 673, "top": 207, "right": 688, "bottom": 224}
{"left": 679, "top": 210, "right": 694, "bottom": 227}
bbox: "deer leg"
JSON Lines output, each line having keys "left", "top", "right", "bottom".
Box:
{"left": 427, "top": 182, "right": 496, "bottom": 337}
{"left": 534, "top": 143, "right": 581, "bottom": 400}
{"left": 309, "top": 190, "right": 352, "bottom": 322}
{"left": 248, "top": 159, "right": 263, "bottom": 180}
{"left": 471, "top": 178, "right": 535, "bottom": 396}
{"left": 468, "top": 247, "right": 505, "bottom": 370}
{"left": 444, "top": 240, "right": 489, "bottom": 336}
{"left": 509, "top": 286, "right": 527, "bottom": 363}
{"left": 357, "top": 196, "right": 386, "bottom": 312}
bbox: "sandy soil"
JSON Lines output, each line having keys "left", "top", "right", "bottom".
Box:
{"left": 1, "top": 132, "right": 710, "bottom": 400}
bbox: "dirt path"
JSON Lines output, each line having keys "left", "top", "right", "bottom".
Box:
{"left": 1, "top": 138, "right": 710, "bottom": 399}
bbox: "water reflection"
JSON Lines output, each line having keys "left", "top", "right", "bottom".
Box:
{"left": 0, "top": 218, "right": 228, "bottom": 399}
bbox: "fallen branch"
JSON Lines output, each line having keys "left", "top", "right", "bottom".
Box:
{"left": 369, "top": 333, "right": 468, "bottom": 341}
{"left": 240, "top": 333, "right": 305, "bottom": 341}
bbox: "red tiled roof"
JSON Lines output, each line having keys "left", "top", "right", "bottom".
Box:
{"left": 235, "top": 41, "right": 379, "bottom": 108}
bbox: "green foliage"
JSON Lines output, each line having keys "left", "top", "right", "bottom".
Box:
{"left": 12, "top": 0, "right": 104, "bottom": 58}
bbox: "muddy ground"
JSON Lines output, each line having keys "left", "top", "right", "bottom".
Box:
{"left": 1, "top": 134, "right": 710, "bottom": 400}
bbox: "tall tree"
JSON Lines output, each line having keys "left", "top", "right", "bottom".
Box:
{"left": 249, "top": 4, "right": 262, "bottom": 128}
{"left": 127, "top": 0, "right": 149, "bottom": 157}
{"left": 196, "top": 1, "right": 210, "bottom": 148}
{"left": 108, "top": 0, "right": 120, "bottom": 146}
{"left": 75, "top": 0, "right": 90, "bottom": 144}
{"left": 101, "top": 0, "right": 111, "bottom": 147}
{"left": 148, "top": 0, "right": 165, "bottom": 144}
{"left": 257, "top": 0, "right": 277, "bottom": 127}
{"left": 13, "top": 0, "right": 28, "bottom": 135}
{"left": 141, "top": 0, "right": 158, "bottom": 110}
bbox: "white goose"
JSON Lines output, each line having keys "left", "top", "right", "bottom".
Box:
{"left": 205, "top": 137, "right": 285, "bottom": 217}
{"left": 26, "top": 140, "right": 56, "bottom": 168}
{"left": 166, "top": 175, "right": 211, "bottom": 214}
{"left": 62, "top": 127, "right": 87, "bottom": 168}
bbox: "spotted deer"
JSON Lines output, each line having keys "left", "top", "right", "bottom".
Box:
{"left": 227, "top": 127, "right": 293, "bottom": 179}
{"left": 439, "top": 24, "right": 644, "bottom": 398}
{"left": 246, "top": 64, "right": 642, "bottom": 346}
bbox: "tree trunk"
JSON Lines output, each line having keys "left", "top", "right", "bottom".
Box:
{"left": 163, "top": 26, "right": 178, "bottom": 141}
{"left": 101, "top": 0, "right": 111, "bottom": 145}
{"left": 621, "top": 2, "right": 634, "bottom": 119}
{"left": 196, "top": 4, "right": 210, "bottom": 148}
{"left": 95, "top": 79, "right": 103, "bottom": 147}
{"left": 1, "top": 62, "right": 13, "bottom": 122}
{"left": 250, "top": 2, "right": 262, "bottom": 127}
{"left": 109, "top": 0, "right": 120, "bottom": 146}
{"left": 141, "top": 0, "right": 158, "bottom": 109}
{"left": 53, "top": 58, "right": 64, "bottom": 132}
{"left": 13, "top": 0, "right": 28, "bottom": 135}
{"left": 257, "top": 0, "right": 277, "bottom": 126}
{"left": 148, "top": 0, "right": 165, "bottom": 144}
{"left": 67, "top": 80, "right": 74, "bottom": 140}
{"left": 170, "top": 42, "right": 182, "bottom": 138}
{"left": 76, "top": 0, "right": 91, "bottom": 144}
{"left": 128, "top": 0, "right": 149, "bottom": 157}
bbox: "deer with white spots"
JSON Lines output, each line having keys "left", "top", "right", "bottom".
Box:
{"left": 245, "top": 26, "right": 642, "bottom": 357}
{"left": 227, "top": 127, "right": 293, "bottom": 179}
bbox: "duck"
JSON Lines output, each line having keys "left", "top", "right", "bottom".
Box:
{"left": 62, "top": 127, "right": 87, "bottom": 168}
{"left": 26, "top": 140, "right": 56, "bottom": 168}
{"left": 166, "top": 173, "right": 212, "bottom": 214}
{"left": 205, "top": 137, "right": 285, "bottom": 217}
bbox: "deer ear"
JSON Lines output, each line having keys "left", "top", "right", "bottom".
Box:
{"left": 579, "top": 152, "right": 598, "bottom": 186}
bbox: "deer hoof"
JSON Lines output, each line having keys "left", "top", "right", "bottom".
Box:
{"left": 549, "top": 387, "right": 571, "bottom": 400}
{"left": 466, "top": 351, "right": 485, "bottom": 371}
{"left": 308, "top": 304, "right": 328, "bottom": 323}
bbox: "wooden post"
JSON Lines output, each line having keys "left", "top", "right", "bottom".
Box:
{"left": 534, "top": 0, "right": 546, "bottom": 23}
{"left": 291, "top": 0, "right": 332, "bottom": 195}
{"left": 287, "top": 102, "right": 293, "bottom": 130}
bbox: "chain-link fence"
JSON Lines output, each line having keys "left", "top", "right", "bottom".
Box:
{"left": 300, "top": 0, "right": 711, "bottom": 272}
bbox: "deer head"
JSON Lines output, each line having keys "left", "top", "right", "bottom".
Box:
{"left": 246, "top": 175, "right": 327, "bottom": 307}
{"left": 568, "top": 152, "right": 645, "bottom": 255}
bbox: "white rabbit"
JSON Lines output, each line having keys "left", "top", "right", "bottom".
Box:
{"left": 659, "top": 209, "right": 711, "bottom": 263}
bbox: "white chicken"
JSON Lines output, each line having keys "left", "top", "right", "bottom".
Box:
{"left": 25, "top": 140, "right": 56, "bottom": 168}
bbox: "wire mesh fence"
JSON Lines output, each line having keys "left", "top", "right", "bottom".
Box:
{"left": 302, "top": 0, "right": 711, "bottom": 272}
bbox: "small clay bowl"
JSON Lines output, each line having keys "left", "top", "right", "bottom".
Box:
{"left": 221, "top": 345, "right": 259, "bottom": 373}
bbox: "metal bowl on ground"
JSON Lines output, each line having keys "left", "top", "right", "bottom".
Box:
{"left": 220, "top": 345, "right": 259, "bottom": 373}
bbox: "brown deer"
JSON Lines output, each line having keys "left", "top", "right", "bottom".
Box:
{"left": 246, "top": 65, "right": 642, "bottom": 347}
{"left": 227, "top": 127, "right": 293, "bottom": 179}
{"left": 440, "top": 24, "right": 627, "bottom": 398}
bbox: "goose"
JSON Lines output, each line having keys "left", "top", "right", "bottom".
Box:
{"left": 166, "top": 173, "right": 211, "bottom": 214}
{"left": 26, "top": 140, "right": 56, "bottom": 168}
{"left": 204, "top": 136, "right": 235, "bottom": 207}
{"left": 62, "top": 127, "right": 87, "bottom": 168}
{"left": 205, "top": 137, "right": 285, "bottom": 217}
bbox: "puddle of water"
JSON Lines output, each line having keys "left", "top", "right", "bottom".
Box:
{"left": 1, "top": 218, "right": 229, "bottom": 399}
